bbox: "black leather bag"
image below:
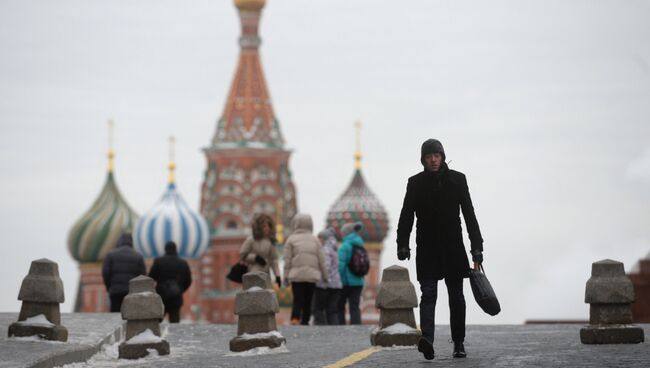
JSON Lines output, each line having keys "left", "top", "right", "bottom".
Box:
{"left": 157, "top": 279, "right": 182, "bottom": 301}
{"left": 226, "top": 263, "right": 248, "bottom": 284}
{"left": 469, "top": 265, "right": 501, "bottom": 316}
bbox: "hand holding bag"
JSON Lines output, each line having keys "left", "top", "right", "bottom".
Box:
{"left": 469, "top": 264, "right": 501, "bottom": 316}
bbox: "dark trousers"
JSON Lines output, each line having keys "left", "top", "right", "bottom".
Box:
{"left": 165, "top": 307, "right": 180, "bottom": 323}
{"left": 312, "top": 288, "right": 341, "bottom": 325}
{"left": 419, "top": 278, "right": 466, "bottom": 343}
{"left": 291, "top": 282, "right": 316, "bottom": 325}
{"left": 337, "top": 286, "right": 362, "bottom": 325}
{"left": 109, "top": 293, "right": 127, "bottom": 313}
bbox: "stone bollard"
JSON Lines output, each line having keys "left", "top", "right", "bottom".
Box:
{"left": 229, "top": 271, "right": 286, "bottom": 352}
{"left": 580, "top": 259, "right": 645, "bottom": 344}
{"left": 8, "top": 258, "right": 68, "bottom": 341}
{"left": 118, "top": 275, "right": 170, "bottom": 359}
{"left": 370, "top": 265, "right": 421, "bottom": 346}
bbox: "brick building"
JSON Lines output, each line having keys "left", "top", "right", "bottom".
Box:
{"left": 628, "top": 252, "right": 650, "bottom": 322}
{"left": 197, "top": 0, "right": 298, "bottom": 323}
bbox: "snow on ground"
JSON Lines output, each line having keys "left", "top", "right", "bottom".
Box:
{"left": 225, "top": 343, "right": 290, "bottom": 357}
{"left": 16, "top": 314, "right": 55, "bottom": 327}
{"left": 125, "top": 329, "right": 163, "bottom": 345}
{"left": 238, "top": 330, "right": 284, "bottom": 340}
{"left": 380, "top": 323, "right": 418, "bottom": 334}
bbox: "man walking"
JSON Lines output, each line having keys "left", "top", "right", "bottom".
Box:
{"left": 102, "top": 233, "right": 146, "bottom": 312}
{"left": 396, "top": 139, "right": 484, "bottom": 360}
{"left": 149, "top": 241, "right": 192, "bottom": 323}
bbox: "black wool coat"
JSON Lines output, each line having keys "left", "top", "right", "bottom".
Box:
{"left": 102, "top": 245, "right": 147, "bottom": 296}
{"left": 149, "top": 254, "right": 192, "bottom": 309}
{"left": 396, "top": 165, "right": 483, "bottom": 281}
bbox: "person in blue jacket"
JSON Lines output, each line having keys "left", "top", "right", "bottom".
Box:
{"left": 337, "top": 222, "right": 365, "bottom": 325}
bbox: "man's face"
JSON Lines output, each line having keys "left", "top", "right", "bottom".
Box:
{"left": 423, "top": 152, "right": 443, "bottom": 172}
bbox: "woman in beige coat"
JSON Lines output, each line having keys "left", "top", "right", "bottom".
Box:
{"left": 239, "top": 213, "right": 281, "bottom": 288}
{"left": 283, "top": 213, "right": 328, "bottom": 325}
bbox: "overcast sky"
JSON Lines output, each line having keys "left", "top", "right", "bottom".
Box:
{"left": 1, "top": 0, "right": 649, "bottom": 324}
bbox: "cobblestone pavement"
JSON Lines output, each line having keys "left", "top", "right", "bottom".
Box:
{"left": 2, "top": 313, "right": 649, "bottom": 368}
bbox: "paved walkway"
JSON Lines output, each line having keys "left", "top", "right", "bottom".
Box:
{"left": 1, "top": 313, "right": 649, "bottom": 367}
{"left": 0, "top": 313, "right": 124, "bottom": 368}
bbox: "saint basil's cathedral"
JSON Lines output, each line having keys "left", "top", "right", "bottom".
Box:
{"left": 67, "top": 0, "right": 389, "bottom": 323}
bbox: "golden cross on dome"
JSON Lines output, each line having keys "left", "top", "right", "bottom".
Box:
{"left": 354, "top": 120, "right": 362, "bottom": 170}
{"left": 168, "top": 136, "right": 176, "bottom": 184}
{"left": 107, "top": 119, "right": 114, "bottom": 173}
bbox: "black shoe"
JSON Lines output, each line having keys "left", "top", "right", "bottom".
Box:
{"left": 453, "top": 342, "right": 466, "bottom": 358}
{"left": 418, "top": 337, "right": 435, "bottom": 360}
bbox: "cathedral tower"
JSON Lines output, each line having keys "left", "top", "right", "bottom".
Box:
{"left": 199, "top": 0, "right": 298, "bottom": 323}
{"left": 326, "top": 121, "right": 389, "bottom": 324}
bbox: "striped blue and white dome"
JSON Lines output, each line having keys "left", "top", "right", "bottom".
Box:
{"left": 134, "top": 183, "right": 210, "bottom": 259}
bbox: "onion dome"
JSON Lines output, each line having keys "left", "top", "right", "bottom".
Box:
{"left": 234, "top": 0, "right": 265, "bottom": 11}
{"left": 326, "top": 121, "right": 389, "bottom": 242}
{"left": 68, "top": 120, "right": 139, "bottom": 263}
{"left": 134, "top": 137, "right": 210, "bottom": 259}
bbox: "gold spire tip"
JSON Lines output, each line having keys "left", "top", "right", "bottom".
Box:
{"left": 107, "top": 119, "right": 115, "bottom": 173}
{"left": 168, "top": 136, "right": 176, "bottom": 184}
{"left": 354, "top": 120, "right": 362, "bottom": 170}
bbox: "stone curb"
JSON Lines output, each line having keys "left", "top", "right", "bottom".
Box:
{"left": 28, "top": 320, "right": 125, "bottom": 368}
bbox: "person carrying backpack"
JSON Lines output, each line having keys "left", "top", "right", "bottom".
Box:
{"left": 337, "top": 221, "right": 366, "bottom": 325}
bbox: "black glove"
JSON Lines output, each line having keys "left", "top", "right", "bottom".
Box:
{"left": 254, "top": 255, "right": 267, "bottom": 266}
{"left": 397, "top": 247, "right": 411, "bottom": 261}
{"left": 471, "top": 249, "right": 483, "bottom": 264}
{"left": 275, "top": 276, "right": 282, "bottom": 289}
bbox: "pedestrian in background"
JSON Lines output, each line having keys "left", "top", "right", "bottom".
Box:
{"left": 102, "top": 233, "right": 146, "bottom": 312}
{"left": 396, "top": 138, "right": 484, "bottom": 360}
{"left": 312, "top": 227, "right": 343, "bottom": 325}
{"left": 149, "top": 241, "right": 192, "bottom": 323}
{"left": 337, "top": 222, "right": 366, "bottom": 325}
{"left": 239, "top": 213, "right": 282, "bottom": 288}
{"left": 283, "top": 213, "right": 328, "bottom": 325}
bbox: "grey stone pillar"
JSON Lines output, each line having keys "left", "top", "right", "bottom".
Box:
{"left": 229, "top": 271, "right": 286, "bottom": 352}
{"left": 118, "top": 275, "right": 170, "bottom": 359}
{"left": 8, "top": 258, "right": 68, "bottom": 341}
{"left": 580, "top": 259, "right": 645, "bottom": 344}
{"left": 370, "top": 265, "right": 421, "bottom": 346}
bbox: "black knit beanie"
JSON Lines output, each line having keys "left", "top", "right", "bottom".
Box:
{"left": 420, "top": 139, "right": 446, "bottom": 165}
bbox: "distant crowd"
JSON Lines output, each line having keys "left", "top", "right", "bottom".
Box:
{"left": 101, "top": 212, "right": 369, "bottom": 326}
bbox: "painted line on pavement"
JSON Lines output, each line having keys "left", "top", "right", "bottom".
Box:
{"left": 323, "top": 347, "right": 381, "bottom": 368}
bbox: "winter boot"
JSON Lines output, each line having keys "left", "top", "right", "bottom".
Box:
{"left": 290, "top": 318, "right": 300, "bottom": 325}
{"left": 417, "top": 337, "right": 435, "bottom": 360}
{"left": 453, "top": 341, "right": 466, "bottom": 358}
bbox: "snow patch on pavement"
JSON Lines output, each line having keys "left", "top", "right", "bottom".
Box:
{"left": 125, "top": 329, "right": 163, "bottom": 344}
{"left": 225, "top": 343, "right": 289, "bottom": 357}
{"left": 16, "top": 314, "right": 55, "bottom": 327}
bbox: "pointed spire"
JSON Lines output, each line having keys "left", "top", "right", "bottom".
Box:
{"left": 168, "top": 136, "right": 176, "bottom": 185}
{"left": 208, "top": 0, "right": 284, "bottom": 150}
{"left": 354, "top": 120, "right": 363, "bottom": 170}
{"left": 107, "top": 119, "right": 115, "bottom": 173}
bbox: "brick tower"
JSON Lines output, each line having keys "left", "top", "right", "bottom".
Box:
{"left": 199, "top": 0, "right": 298, "bottom": 323}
